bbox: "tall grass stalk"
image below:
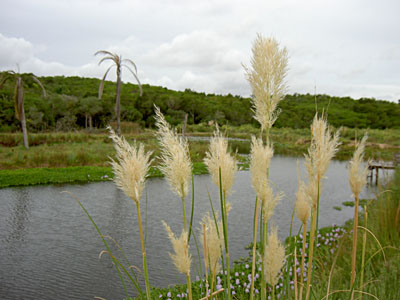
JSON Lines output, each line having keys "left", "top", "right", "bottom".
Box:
{"left": 108, "top": 128, "right": 152, "bottom": 299}
{"left": 295, "top": 177, "right": 311, "bottom": 300}
{"left": 299, "top": 221, "right": 308, "bottom": 299}
{"left": 202, "top": 223, "right": 209, "bottom": 299}
{"left": 304, "top": 114, "right": 340, "bottom": 300}
{"left": 294, "top": 236, "right": 299, "bottom": 300}
{"left": 249, "top": 196, "right": 260, "bottom": 299}
{"left": 136, "top": 203, "right": 151, "bottom": 299}
{"left": 348, "top": 135, "right": 368, "bottom": 291}
{"left": 163, "top": 222, "right": 193, "bottom": 300}
{"left": 220, "top": 169, "right": 231, "bottom": 300}
{"left": 244, "top": 34, "right": 288, "bottom": 300}
{"left": 360, "top": 205, "right": 368, "bottom": 298}
{"left": 155, "top": 106, "right": 192, "bottom": 231}
{"left": 204, "top": 127, "right": 237, "bottom": 300}
{"left": 264, "top": 226, "right": 286, "bottom": 300}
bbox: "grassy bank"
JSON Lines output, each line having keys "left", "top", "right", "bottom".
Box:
{"left": 0, "top": 127, "right": 398, "bottom": 187}
{"left": 1, "top": 127, "right": 399, "bottom": 168}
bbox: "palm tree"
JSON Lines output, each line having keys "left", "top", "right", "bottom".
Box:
{"left": 0, "top": 70, "right": 46, "bottom": 149}
{"left": 95, "top": 51, "right": 142, "bottom": 135}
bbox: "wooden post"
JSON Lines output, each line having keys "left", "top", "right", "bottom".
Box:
{"left": 375, "top": 167, "right": 378, "bottom": 185}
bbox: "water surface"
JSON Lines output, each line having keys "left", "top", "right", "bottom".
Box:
{"left": 0, "top": 156, "right": 389, "bottom": 300}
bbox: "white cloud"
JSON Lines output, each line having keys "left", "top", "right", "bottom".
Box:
{"left": 0, "top": 34, "right": 35, "bottom": 68}
{"left": 1, "top": 1, "right": 399, "bottom": 101}
{"left": 143, "top": 31, "right": 245, "bottom": 72}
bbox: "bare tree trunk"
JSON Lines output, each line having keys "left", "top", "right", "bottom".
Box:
{"left": 16, "top": 80, "right": 29, "bottom": 149}
{"left": 115, "top": 71, "right": 122, "bottom": 136}
{"left": 85, "top": 113, "right": 88, "bottom": 129}
{"left": 182, "top": 113, "right": 188, "bottom": 138}
{"left": 89, "top": 115, "right": 92, "bottom": 131}
{"left": 20, "top": 105, "right": 29, "bottom": 149}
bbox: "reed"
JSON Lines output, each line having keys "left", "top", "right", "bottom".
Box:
{"left": 108, "top": 127, "right": 152, "bottom": 300}
{"left": 304, "top": 114, "right": 340, "bottom": 300}
{"left": 244, "top": 34, "right": 288, "bottom": 300}
{"left": 154, "top": 105, "right": 192, "bottom": 230}
{"left": 263, "top": 226, "right": 286, "bottom": 300}
{"left": 204, "top": 126, "right": 237, "bottom": 300}
{"left": 295, "top": 180, "right": 311, "bottom": 300}
{"left": 162, "top": 221, "right": 193, "bottom": 300}
{"left": 200, "top": 213, "right": 224, "bottom": 297}
{"left": 348, "top": 134, "right": 369, "bottom": 295}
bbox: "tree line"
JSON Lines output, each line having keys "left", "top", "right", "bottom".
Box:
{"left": 0, "top": 73, "right": 399, "bottom": 132}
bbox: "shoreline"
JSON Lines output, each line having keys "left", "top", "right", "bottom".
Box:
{"left": 0, "top": 163, "right": 210, "bottom": 188}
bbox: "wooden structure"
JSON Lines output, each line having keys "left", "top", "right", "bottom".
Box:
{"left": 368, "top": 152, "right": 400, "bottom": 184}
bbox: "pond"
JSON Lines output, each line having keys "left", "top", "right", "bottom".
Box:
{"left": 0, "top": 156, "right": 390, "bottom": 300}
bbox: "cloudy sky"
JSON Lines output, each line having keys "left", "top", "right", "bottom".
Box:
{"left": 1, "top": 0, "right": 399, "bottom": 101}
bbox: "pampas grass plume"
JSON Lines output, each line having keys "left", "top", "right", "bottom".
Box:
{"left": 250, "top": 136, "right": 273, "bottom": 195}
{"left": 263, "top": 226, "right": 285, "bottom": 287}
{"left": 204, "top": 127, "right": 237, "bottom": 195}
{"left": 305, "top": 114, "right": 341, "bottom": 190}
{"left": 155, "top": 106, "right": 192, "bottom": 199}
{"left": 262, "top": 183, "right": 283, "bottom": 223}
{"left": 295, "top": 181, "right": 311, "bottom": 224}
{"left": 200, "top": 214, "right": 224, "bottom": 274}
{"left": 349, "top": 134, "right": 369, "bottom": 197}
{"left": 244, "top": 34, "right": 288, "bottom": 131}
{"left": 109, "top": 127, "right": 152, "bottom": 204}
{"left": 162, "top": 221, "right": 191, "bottom": 276}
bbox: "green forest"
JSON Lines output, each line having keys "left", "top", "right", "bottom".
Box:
{"left": 0, "top": 73, "right": 399, "bottom": 132}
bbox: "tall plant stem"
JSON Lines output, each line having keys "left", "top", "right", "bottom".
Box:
{"left": 186, "top": 274, "right": 193, "bottom": 300}
{"left": 181, "top": 193, "right": 187, "bottom": 231}
{"left": 305, "top": 181, "right": 320, "bottom": 300}
{"left": 202, "top": 223, "right": 209, "bottom": 299}
{"left": 299, "top": 220, "right": 308, "bottom": 300}
{"left": 294, "top": 237, "right": 299, "bottom": 300}
{"left": 136, "top": 203, "right": 151, "bottom": 300}
{"left": 350, "top": 194, "right": 360, "bottom": 294}
{"left": 360, "top": 205, "right": 368, "bottom": 299}
{"left": 272, "top": 284, "right": 276, "bottom": 300}
{"left": 261, "top": 221, "right": 268, "bottom": 298}
{"left": 285, "top": 208, "right": 296, "bottom": 299}
{"left": 223, "top": 191, "right": 231, "bottom": 300}
{"left": 218, "top": 168, "right": 231, "bottom": 300}
{"left": 250, "top": 196, "right": 260, "bottom": 300}
{"left": 305, "top": 202, "right": 317, "bottom": 300}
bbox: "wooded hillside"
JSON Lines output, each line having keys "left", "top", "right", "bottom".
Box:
{"left": 0, "top": 73, "right": 399, "bottom": 132}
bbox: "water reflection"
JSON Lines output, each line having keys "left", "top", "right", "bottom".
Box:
{"left": 5, "top": 188, "right": 32, "bottom": 245}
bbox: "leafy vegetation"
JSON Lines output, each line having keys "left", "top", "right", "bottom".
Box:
{"left": 0, "top": 73, "right": 399, "bottom": 133}
{"left": 0, "top": 162, "right": 209, "bottom": 188}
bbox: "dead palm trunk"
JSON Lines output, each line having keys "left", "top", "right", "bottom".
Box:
{"left": 1, "top": 72, "right": 46, "bottom": 149}
{"left": 95, "top": 50, "right": 142, "bottom": 136}
{"left": 15, "top": 77, "right": 29, "bottom": 149}
{"left": 115, "top": 66, "right": 122, "bottom": 136}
